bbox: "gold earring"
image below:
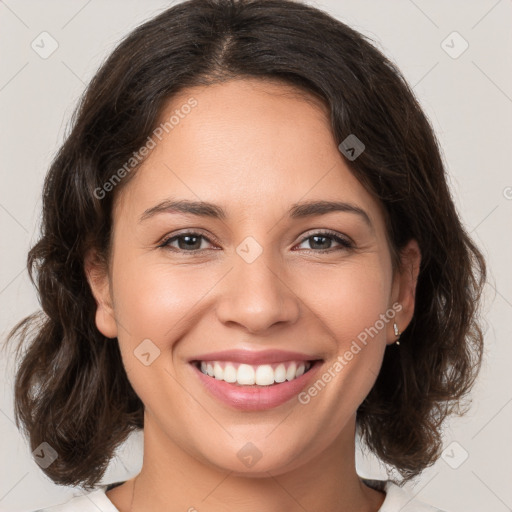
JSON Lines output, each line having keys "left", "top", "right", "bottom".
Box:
{"left": 393, "top": 322, "right": 401, "bottom": 345}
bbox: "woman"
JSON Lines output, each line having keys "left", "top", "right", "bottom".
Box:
{"left": 6, "top": 0, "right": 486, "bottom": 510}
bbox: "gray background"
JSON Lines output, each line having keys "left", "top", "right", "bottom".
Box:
{"left": 1, "top": 1, "right": 511, "bottom": 511}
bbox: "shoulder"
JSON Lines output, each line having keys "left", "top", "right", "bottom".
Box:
{"left": 32, "top": 485, "right": 119, "bottom": 512}
{"left": 364, "top": 479, "right": 448, "bottom": 512}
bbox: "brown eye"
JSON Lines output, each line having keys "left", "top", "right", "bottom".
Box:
{"left": 158, "top": 230, "right": 354, "bottom": 255}
{"left": 159, "top": 232, "right": 214, "bottom": 252}
{"left": 295, "top": 231, "right": 354, "bottom": 253}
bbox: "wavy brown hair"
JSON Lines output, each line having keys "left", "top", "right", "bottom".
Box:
{"left": 3, "top": 0, "right": 486, "bottom": 490}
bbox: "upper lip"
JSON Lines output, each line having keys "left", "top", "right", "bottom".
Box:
{"left": 189, "top": 349, "right": 321, "bottom": 365}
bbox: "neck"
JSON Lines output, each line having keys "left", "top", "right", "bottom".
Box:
{"left": 123, "top": 412, "right": 384, "bottom": 512}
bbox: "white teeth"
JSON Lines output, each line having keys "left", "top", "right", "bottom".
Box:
{"left": 196, "top": 360, "right": 313, "bottom": 386}
{"left": 237, "top": 363, "right": 255, "bottom": 385}
{"left": 274, "top": 363, "right": 287, "bottom": 383}
{"left": 286, "top": 362, "right": 297, "bottom": 381}
{"left": 213, "top": 362, "right": 224, "bottom": 380}
{"left": 223, "top": 363, "right": 237, "bottom": 383}
{"left": 255, "top": 365, "right": 274, "bottom": 386}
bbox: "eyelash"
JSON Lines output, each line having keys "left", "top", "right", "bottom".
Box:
{"left": 157, "top": 229, "right": 354, "bottom": 255}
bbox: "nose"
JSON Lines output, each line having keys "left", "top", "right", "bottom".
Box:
{"left": 215, "top": 246, "right": 301, "bottom": 334}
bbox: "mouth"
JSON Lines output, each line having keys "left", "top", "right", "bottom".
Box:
{"left": 189, "top": 358, "right": 324, "bottom": 411}
{"left": 190, "top": 359, "right": 321, "bottom": 387}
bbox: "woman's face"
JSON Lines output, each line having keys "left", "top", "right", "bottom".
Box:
{"left": 87, "top": 78, "right": 420, "bottom": 476}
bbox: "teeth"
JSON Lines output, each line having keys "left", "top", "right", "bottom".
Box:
{"left": 274, "top": 364, "right": 287, "bottom": 383}
{"left": 197, "top": 360, "right": 313, "bottom": 386}
{"left": 213, "top": 362, "right": 224, "bottom": 380}
{"left": 223, "top": 363, "right": 237, "bottom": 383}
{"left": 237, "top": 364, "right": 255, "bottom": 385}
{"left": 255, "top": 364, "right": 274, "bottom": 386}
{"left": 286, "top": 362, "right": 297, "bottom": 381}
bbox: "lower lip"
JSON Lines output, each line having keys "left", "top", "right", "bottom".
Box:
{"left": 190, "top": 361, "right": 322, "bottom": 411}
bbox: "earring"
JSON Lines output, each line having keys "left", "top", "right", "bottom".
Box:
{"left": 393, "top": 322, "right": 401, "bottom": 345}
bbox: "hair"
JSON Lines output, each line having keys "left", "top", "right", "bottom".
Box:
{"left": 3, "top": 0, "right": 486, "bottom": 490}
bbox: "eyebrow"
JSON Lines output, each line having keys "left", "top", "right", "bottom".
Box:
{"left": 139, "top": 198, "right": 373, "bottom": 228}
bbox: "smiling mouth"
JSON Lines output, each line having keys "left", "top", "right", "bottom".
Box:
{"left": 190, "top": 359, "right": 321, "bottom": 387}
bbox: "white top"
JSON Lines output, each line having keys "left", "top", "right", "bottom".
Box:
{"left": 34, "top": 480, "right": 446, "bottom": 511}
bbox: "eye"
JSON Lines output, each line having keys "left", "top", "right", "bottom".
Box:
{"left": 158, "top": 229, "right": 354, "bottom": 254}
{"left": 158, "top": 232, "right": 216, "bottom": 253}
{"left": 294, "top": 230, "right": 354, "bottom": 253}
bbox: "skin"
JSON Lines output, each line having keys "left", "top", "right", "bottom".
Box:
{"left": 85, "top": 78, "right": 421, "bottom": 512}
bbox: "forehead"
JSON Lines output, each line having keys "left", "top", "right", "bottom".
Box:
{"left": 114, "top": 78, "right": 385, "bottom": 230}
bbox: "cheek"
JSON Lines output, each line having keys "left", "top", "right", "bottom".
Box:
{"left": 112, "top": 261, "right": 210, "bottom": 344}
{"left": 296, "top": 259, "right": 392, "bottom": 412}
{"left": 302, "top": 257, "right": 392, "bottom": 348}
{"left": 109, "top": 261, "right": 212, "bottom": 405}
{"left": 267, "top": 263, "right": 391, "bottom": 457}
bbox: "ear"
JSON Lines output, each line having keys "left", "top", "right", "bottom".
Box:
{"left": 84, "top": 249, "right": 118, "bottom": 339}
{"left": 387, "top": 238, "right": 421, "bottom": 345}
